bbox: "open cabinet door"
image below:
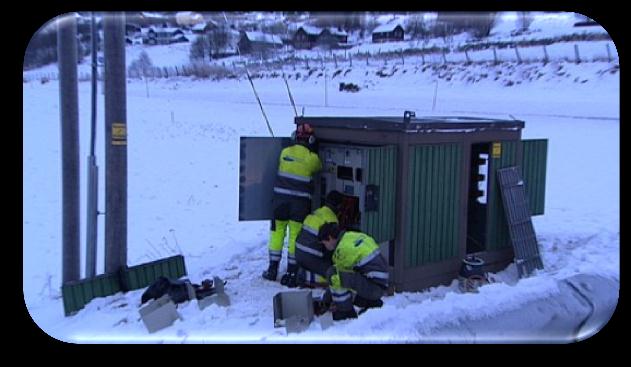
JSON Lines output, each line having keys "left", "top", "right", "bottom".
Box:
{"left": 520, "top": 139, "right": 548, "bottom": 216}
{"left": 239, "top": 137, "right": 291, "bottom": 221}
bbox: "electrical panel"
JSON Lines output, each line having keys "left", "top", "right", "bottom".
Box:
{"left": 316, "top": 143, "right": 386, "bottom": 231}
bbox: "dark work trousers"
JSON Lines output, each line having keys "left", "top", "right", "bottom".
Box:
{"left": 295, "top": 230, "right": 333, "bottom": 276}
{"left": 339, "top": 271, "right": 386, "bottom": 301}
{"left": 271, "top": 192, "right": 311, "bottom": 224}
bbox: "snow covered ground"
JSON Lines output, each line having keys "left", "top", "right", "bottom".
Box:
{"left": 23, "top": 13, "right": 619, "bottom": 343}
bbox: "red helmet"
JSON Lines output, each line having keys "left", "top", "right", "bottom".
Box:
{"left": 295, "top": 123, "right": 315, "bottom": 143}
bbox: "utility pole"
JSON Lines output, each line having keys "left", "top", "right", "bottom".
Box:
{"left": 103, "top": 13, "right": 127, "bottom": 275}
{"left": 58, "top": 13, "right": 80, "bottom": 283}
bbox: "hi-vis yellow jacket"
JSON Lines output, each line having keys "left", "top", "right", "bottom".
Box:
{"left": 273, "top": 144, "right": 322, "bottom": 199}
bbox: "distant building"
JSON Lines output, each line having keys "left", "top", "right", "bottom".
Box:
{"left": 372, "top": 23, "right": 404, "bottom": 43}
{"left": 144, "top": 26, "right": 188, "bottom": 45}
{"left": 192, "top": 20, "right": 219, "bottom": 34}
{"left": 293, "top": 25, "right": 349, "bottom": 49}
{"left": 318, "top": 28, "right": 348, "bottom": 48}
{"left": 125, "top": 23, "right": 142, "bottom": 37}
{"left": 238, "top": 31, "right": 284, "bottom": 55}
{"left": 293, "top": 25, "right": 322, "bottom": 49}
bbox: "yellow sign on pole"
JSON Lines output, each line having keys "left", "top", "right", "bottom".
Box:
{"left": 492, "top": 142, "right": 502, "bottom": 158}
{"left": 112, "top": 122, "right": 127, "bottom": 146}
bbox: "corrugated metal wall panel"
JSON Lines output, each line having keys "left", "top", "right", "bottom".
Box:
{"left": 487, "top": 141, "right": 518, "bottom": 251}
{"left": 406, "top": 144, "right": 462, "bottom": 267}
{"left": 362, "top": 145, "right": 397, "bottom": 243}
{"left": 62, "top": 255, "right": 187, "bottom": 316}
{"left": 521, "top": 139, "right": 548, "bottom": 216}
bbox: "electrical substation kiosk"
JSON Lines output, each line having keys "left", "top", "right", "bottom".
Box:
{"left": 239, "top": 112, "right": 548, "bottom": 292}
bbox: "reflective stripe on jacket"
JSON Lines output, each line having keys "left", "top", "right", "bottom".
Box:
{"left": 295, "top": 205, "right": 338, "bottom": 258}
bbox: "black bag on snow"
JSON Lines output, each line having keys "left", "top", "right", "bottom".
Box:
{"left": 141, "top": 276, "right": 193, "bottom": 305}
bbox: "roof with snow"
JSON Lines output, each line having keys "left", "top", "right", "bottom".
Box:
{"left": 297, "top": 25, "right": 323, "bottom": 36}
{"left": 244, "top": 31, "right": 283, "bottom": 45}
{"left": 327, "top": 28, "right": 348, "bottom": 36}
{"left": 372, "top": 23, "right": 404, "bottom": 34}
{"left": 141, "top": 12, "right": 166, "bottom": 19}
{"left": 192, "top": 23, "right": 206, "bottom": 31}
{"left": 149, "top": 27, "right": 183, "bottom": 34}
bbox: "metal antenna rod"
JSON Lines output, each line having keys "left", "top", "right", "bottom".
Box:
{"left": 282, "top": 73, "right": 298, "bottom": 117}
{"left": 238, "top": 46, "right": 275, "bottom": 137}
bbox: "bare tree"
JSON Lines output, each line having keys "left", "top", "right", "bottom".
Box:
{"left": 209, "top": 26, "right": 230, "bottom": 58}
{"left": 517, "top": 12, "right": 534, "bottom": 32}
{"left": 128, "top": 50, "right": 153, "bottom": 77}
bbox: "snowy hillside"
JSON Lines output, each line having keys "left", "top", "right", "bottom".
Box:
{"left": 22, "top": 12, "right": 619, "bottom": 343}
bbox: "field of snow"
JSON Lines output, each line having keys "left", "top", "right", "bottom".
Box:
{"left": 23, "top": 56, "right": 619, "bottom": 342}
{"left": 23, "top": 12, "right": 619, "bottom": 343}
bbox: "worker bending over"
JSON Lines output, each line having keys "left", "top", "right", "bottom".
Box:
{"left": 318, "top": 223, "right": 389, "bottom": 321}
{"left": 290, "top": 190, "right": 344, "bottom": 288}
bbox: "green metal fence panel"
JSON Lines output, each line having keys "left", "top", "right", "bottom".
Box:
{"left": 62, "top": 255, "right": 187, "bottom": 316}
{"left": 406, "top": 143, "right": 462, "bottom": 267}
{"left": 487, "top": 141, "right": 518, "bottom": 251}
{"left": 124, "top": 255, "right": 187, "bottom": 291}
{"left": 362, "top": 145, "right": 397, "bottom": 243}
{"left": 521, "top": 139, "right": 548, "bottom": 216}
{"left": 61, "top": 272, "right": 121, "bottom": 316}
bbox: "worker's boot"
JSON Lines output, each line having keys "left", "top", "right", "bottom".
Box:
{"left": 332, "top": 305, "right": 358, "bottom": 321}
{"left": 262, "top": 261, "right": 279, "bottom": 281}
{"left": 280, "top": 263, "right": 298, "bottom": 288}
{"left": 353, "top": 295, "right": 383, "bottom": 309}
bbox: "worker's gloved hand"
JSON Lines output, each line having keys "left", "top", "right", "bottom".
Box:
{"left": 313, "top": 299, "right": 330, "bottom": 316}
{"left": 313, "top": 290, "right": 332, "bottom": 316}
{"left": 325, "top": 266, "right": 337, "bottom": 283}
{"left": 280, "top": 272, "right": 298, "bottom": 288}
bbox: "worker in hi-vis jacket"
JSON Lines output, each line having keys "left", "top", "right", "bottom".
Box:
{"left": 293, "top": 190, "right": 344, "bottom": 288}
{"left": 262, "top": 123, "right": 322, "bottom": 286}
{"left": 318, "top": 223, "right": 389, "bottom": 321}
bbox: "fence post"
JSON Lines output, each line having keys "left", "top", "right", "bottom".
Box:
{"left": 306, "top": 57, "right": 309, "bottom": 69}
{"left": 366, "top": 53, "right": 369, "bottom": 66}
{"left": 465, "top": 49, "right": 471, "bottom": 64}
{"left": 493, "top": 47, "right": 498, "bottom": 64}
{"left": 333, "top": 53, "right": 338, "bottom": 68}
{"left": 442, "top": 49, "right": 447, "bottom": 64}
{"left": 606, "top": 43, "right": 612, "bottom": 62}
{"left": 542, "top": 45, "right": 549, "bottom": 64}
{"left": 515, "top": 46, "right": 522, "bottom": 63}
{"left": 574, "top": 44, "right": 581, "bottom": 64}
{"left": 324, "top": 68, "right": 328, "bottom": 107}
{"left": 349, "top": 53, "right": 352, "bottom": 67}
{"left": 401, "top": 49, "right": 405, "bottom": 65}
{"left": 421, "top": 52, "right": 425, "bottom": 65}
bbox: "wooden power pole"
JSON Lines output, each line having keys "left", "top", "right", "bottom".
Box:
{"left": 103, "top": 13, "right": 128, "bottom": 275}
{"left": 58, "top": 14, "right": 81, "bottom": 283}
